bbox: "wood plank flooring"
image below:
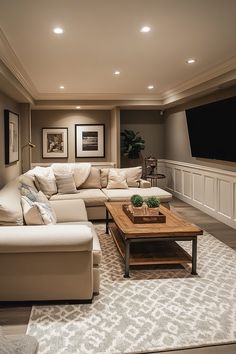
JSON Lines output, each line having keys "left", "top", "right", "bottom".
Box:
{"left": 0, "top": 197, "right": 235, "bottom": 354}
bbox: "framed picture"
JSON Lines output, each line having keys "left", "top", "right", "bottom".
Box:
{"left": 42, "top": 127, "right": 68, "bottom": 158}
{"left": 75, "top": 124, "right": 105, "bottom": 158}
{"left": 4, "top": 110, "right": 19, "bottom": 164}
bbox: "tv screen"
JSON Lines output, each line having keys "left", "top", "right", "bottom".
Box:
{"left": 186, "top": 96, "right": 236, "bottom": 162}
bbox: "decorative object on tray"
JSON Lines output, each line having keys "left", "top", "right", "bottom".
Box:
{"left": 75, "top": 124, "right": 105, "bottom": 158}
{"left": 146, "top": 196, "right": 161, "bottom": 215}
{"left": 4, "top": 109, "right": 19, "bottom": 164}
{"left": 42, "top": 127, "right": 68, "bottom": 158}
{"left": 122, "top": 204, "right": 166, "bottom": 223}
{"left": 130, "top": 194, "right": 144, "bottom": 212}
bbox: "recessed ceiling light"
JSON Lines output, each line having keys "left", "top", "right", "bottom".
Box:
{"left": 186, "top": 58, "right": 196, "bottom": 64}
{"left": 140, "top": 26, "right": 151, "bottom": 33}
{"left": 114, "top": 70, "right": 120, "bottom": 76}
{"left": 59, "top": 85, "right": 64, "bottom": 89}
{"left": 76, "top": 106, "right": 81, "bottom": 109}
{"left": 148, "top": 85, "right": 154, "bottom": 90}
{"left": 53, "top": 27, "right": 64, "bottom": 34}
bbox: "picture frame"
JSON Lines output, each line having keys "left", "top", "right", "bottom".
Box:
{"left": 75, "top": 124, "right": 105, "bottom": 158}
{"left": 4, "top": 110, "right": 19, "bottom": 164}
{"left": 42, "top": 127, "right": 68, "bottom": 158}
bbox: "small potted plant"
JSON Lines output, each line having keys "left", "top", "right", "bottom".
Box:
{"left": 146, "top": 196, "right": 161, "bottom": 215}
{"left": 130, "top": 194, "right": 144, "bottom": 213}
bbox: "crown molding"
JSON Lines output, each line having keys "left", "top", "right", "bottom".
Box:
{"left": 0, "top": 28, "right": 38, "bottom": 98}
{"left": 163, "top": 56, "right": 236, "bottom": 102}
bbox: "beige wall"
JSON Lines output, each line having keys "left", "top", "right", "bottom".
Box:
{"left": 164, "top": 88, "right": 236, "bottom": 172}
{"left": 0, "top": 91, "right": 20, "bottom": 188}
{"left": 31, "top": 110, "right": 111, "bottom": 163}
{"left": 120, "top": 110, "right": 164, "bottom": 167}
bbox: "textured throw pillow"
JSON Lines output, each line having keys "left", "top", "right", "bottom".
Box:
{"left": 34, "top": 175, "right": 57, "bottom": 197}
{"left": 21, "top": 196, "right": 57, "bottom": 225}
{"left": 107, "top": 169, "right": 128, "bottom": 189}
{"left": 19, "top": 174, "right": 38, "bottom": 193}
{"left": 19, "top": 183, "right": 40, "bottom": 202}
{"left": 55, "top": 173, "right": 77, "bottom": 194}
{"left": 79, "top": 167, "right": 102, "bottom": 189}
{"left": 122, "top": 166, "right": 142, "bottom": 187}
{"left": 0, "top": 182, "right": 24, "bottom": 226}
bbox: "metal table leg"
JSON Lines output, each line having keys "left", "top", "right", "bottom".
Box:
{"left": 191, "top": 236, "right": 197, "bottom": 275}
{"left": 124, "top": 240, "right": 130, "bottom": 278}
{"left": 105, "top": 209, "right": 109, "bottom": 234}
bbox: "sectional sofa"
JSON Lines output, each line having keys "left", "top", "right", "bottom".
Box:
{"left": 0, "top": 163, "right": 172, "bottom": 302}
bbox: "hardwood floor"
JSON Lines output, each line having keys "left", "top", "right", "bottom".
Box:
{"left": 0, "top": 197, "right": 235, "bottom": 354}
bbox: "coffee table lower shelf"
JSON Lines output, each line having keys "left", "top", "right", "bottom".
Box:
{"left": 109, "top": 224, "right": 192, "bottom": 269}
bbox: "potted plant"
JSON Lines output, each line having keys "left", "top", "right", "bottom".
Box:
{"left": 121, "top": 129, "right": 145, "bottom": 160}
{"left": 146, "top": 196, "right": 160, "bottom": 215}
{"left": 130, "top": 194, "right": 144, "bottom": 213}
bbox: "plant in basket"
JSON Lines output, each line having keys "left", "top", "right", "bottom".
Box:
{"left": 130, "top": 194, "right": 144, "bottom": 213}
{"left": 146, "top": 196, "right": 160, "bottom": 215}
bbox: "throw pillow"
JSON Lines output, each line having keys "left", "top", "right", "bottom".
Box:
{"left": 21, "top": 196, "right": 57, "bottom": 225}
{"left": 34, "top": 174, "right": 57, "bottom": 197}
{"left": 0, "top": 182, "right": 24, "bottom": 226}
{"left": 79, "top": 167, "right": 102, "bottom": 189}
{"left": 107, "top": 169, "right": 128, "bottom": 189}
{"left": 100, "top": 168, "right": 109, "bottom": 188}
{"left": 122, "top": 166, "right": 142, "bottom": 187}
{"left": 55, "top": 173, "right": 77, "bottom": 194}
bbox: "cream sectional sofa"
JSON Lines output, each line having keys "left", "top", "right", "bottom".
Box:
{"left": 0, "top": 179, "right": 101, "bottom": 302}
{"left": 33, "top": 163, "right": 172, "bottom": 220}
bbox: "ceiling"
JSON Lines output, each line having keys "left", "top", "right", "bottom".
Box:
{"left": 0, "top": 0, "right": 236, "bottom": 109}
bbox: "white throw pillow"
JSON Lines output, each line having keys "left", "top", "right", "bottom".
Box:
{"left": 21, "top": 196, "right": 57, "bottom": 225}
{"left": 121, "top": 166, "right": 142, "bottom": 187}
{"left": 107, "top": 169, "right": 128, "bottom": 189}
{"left": 34, "top": 174, "right": 57, "bottom": 197}
{"left": 55, "top": 173, "right": 77, "bottom": 194}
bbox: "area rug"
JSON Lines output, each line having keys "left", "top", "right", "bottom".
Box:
{"left": 27, "top": 223, "right": 236, "bottom": 354}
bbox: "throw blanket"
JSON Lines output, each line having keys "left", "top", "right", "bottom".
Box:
{"left": 51, "top": 163, "right": 91, "bottom": 188}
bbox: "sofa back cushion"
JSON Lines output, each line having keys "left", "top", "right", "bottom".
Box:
{"left": 100, "top": 168, "right": 109, "bottom": 188}
{"left": 80, "top": 167, "right": 102, "bottom": 189}
{"left": 0, "top": 181, "right": 23, "bottom": 226}
{"left": 52, "top": 163, "right": 91, "bottom": 188}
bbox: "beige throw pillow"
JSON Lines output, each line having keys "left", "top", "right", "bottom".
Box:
{"left": 80, "top": 167, "right": 101, "bottom": 189}
{"left": 55, "top": 173, "right": 77, "bottom": 194}
{"left": 0, "top": 183, "right": 24, "bottom": 226}
{"left": 107, "top": 169, "right": 128, "bottom": 189}
{"left": 21, "top": 196, "right": 57, "bottom": 225}
{"left": 100, "top": 168, "right": 109, "bottom": 188}
{"left": 34, "top": 175, "right": 57, "bottom": 197}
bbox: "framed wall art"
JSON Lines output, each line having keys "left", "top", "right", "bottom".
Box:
{"left": 4, "top": 110, "right": 19, "bottom": 164}
{"left": 42, "top": 127, "right": 68, "bottom": 158}
{"left": 75, "top": 124, "right": 105, "bottom": 158}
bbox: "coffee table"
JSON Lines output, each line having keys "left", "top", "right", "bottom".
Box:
{"left": 105, "top": 202, "right": 203, "bottom": 278}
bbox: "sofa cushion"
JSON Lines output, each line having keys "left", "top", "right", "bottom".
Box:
{"left": 50, "top": 189, "right": 108, "bottom": 206}
{"left": 0, "top": 181, "right": 23, "bottom": 226}
{"left": 25, "top": 166, "right": 56, "bottom": 191}
{"left": 19, "top": 175, "right": 38, "bottom": 193}
{"left": 55, "top": 173, "right": 77, "bottom": 194}
{"left": 21, "top": 193, "right": 57, "bottom": 225}
{"left": 107, "top": 169, "right": 128, "bottom": 189}
{"left": 100, "top": 166, "right": 142, "bottom": 188}
{"left": 102, "top": 187, "right": 172, "bottom": 202}
{"left": 80, "top": 167, "right": 102, "bottom": 189}
{"left": 59, "top": 221, "right": 102, "bottom": 265}
{"left": 100, "top": 168, "right": 109, "bottom": 188}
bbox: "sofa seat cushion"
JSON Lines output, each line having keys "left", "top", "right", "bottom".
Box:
{"left": 102, "top": 187, "right": 172, "bottom": 202}
{"left": 50, "top": 189, "right": 108, "bottom": 206}
{"left": 59, "top": 221, "right": 102, "bottom": 265}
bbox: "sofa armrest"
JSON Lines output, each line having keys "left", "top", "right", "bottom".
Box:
{"left": 49, "top": 199, "right": 88, "bottom": 222}
{"left": 139, "top": 179, "right": 151, "bottom": 188}
{"left": 0, "top": 225, "right": 93, "bottom": 253}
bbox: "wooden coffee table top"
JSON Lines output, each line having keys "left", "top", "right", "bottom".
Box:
{"left": 105, "top": 202, "right": 203, "bottom": 238}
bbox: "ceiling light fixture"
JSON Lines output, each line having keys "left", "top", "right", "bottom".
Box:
{"left": 140, "top": 26, "right": 151, "bottom": 33}
{"left": 59, "top": 85, "right": 64, "bottom": 89}
{"left": 53, "top": 27, "right": 64, "bottom": 34}
{"left": 148, "top": 85, "right": 154, "bottom": 90}
{"left": 186, "top": 58, "right": 196, "bottom": 64}
{"left": 76, "top": 106, "right": 81, "bottom": 109}
{"left": 114, "top": 71, "right": 120, "bottom": 75}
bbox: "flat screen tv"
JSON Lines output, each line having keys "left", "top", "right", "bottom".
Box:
{"left": 186, "top": 96, "right": 236, "bottom": 162}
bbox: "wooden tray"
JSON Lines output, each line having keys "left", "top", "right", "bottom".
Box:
{"left": 122, "top": 204, "right": 166, "bottom": 224}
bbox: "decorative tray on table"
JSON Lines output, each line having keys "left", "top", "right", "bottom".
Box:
{"left": 122, "top": 204, "right": 166, "bottom": 224}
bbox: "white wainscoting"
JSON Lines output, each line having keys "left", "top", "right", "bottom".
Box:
{"left": 160, "top": 159, "right": 236, "bottom": 229}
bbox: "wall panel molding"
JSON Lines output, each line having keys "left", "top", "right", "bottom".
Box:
{"left": 160, "top": 159, "right": 236, "bottom": 229}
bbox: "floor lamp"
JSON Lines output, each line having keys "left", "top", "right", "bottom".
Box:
{"left": 21, "top": 142, "right": 36, "bottom": 174}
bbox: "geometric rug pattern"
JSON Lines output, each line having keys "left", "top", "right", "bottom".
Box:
{"left": 27, "top": 224, "right": 236, "bottom": 354}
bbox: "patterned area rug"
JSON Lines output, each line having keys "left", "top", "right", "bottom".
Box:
{"left": 27, "top": 223, "right": 236, "bottom": 354}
